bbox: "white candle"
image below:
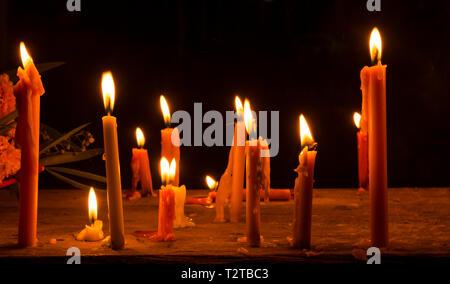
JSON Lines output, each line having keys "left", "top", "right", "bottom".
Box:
{"left": 101, "top": 71, "right": 125, "bottom": 250}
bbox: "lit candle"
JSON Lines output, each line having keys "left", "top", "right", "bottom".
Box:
{"left": 76, "top": 187, "right": 105, "bottom": 242}
{"left": 354, "top": 113, "right": 369, "bottom": 192}
{"left": 244, "top": 100, "right": 262, "bottom": 247}
{"left": 126, "top": 127, "right": 155, "bottom": 200}
{"left": 170, "top": 158, "right": 193, "bottom": 228}
{"left": 292, "top": 115, "right": 318, "bottom": 249}
{"left": 160, "top": 95, "right": 180, "bottom": 186}
{"left": 15, "top": 42, "right": 45, "bottom": 247}
{"left": 361, "top": 28, "right": 388, "bottom": 247}
{"left": 101, "top": 71, "right": 125, "bottom": 250}
{"left": 152, "top": 157, "right": 176, "bottom": 242}
{"left": 230, "top": 96, "right": 246, "bottom": 223}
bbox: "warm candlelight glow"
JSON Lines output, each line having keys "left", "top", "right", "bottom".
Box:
{"left": 160, "top": 157, "right": 170, "bottom": 185}
{"left": 169, "top": 158, "right": 176, "bottom": 184}
{"left": 206, "top": 175, "right": 218, "bottom": 190}
{"left": 101, "top": 71, "right": 115, "bottom": 114}
{"left": 300, "top": 114, "right": 314, "bottom": 148}
{"left": 354, "top": 112, "right": 361, "bottom": 129}
{"left": 160, "top": 95, "right": 171, "bottom": 126}
{"left": 244, "top": 100, "right": 256, "bottom": 138}
{"left": 88, "top": 187, "right": 98, "bottom": 223}
{"left": 235, "top": 96, "right": 244, "bottom": 114}
{"left": 136, "top": 127, "right": 145, "bottom": 148}
{"left": 370, "top": 27, "right": 382, "bottom": 62}
{"left": 20, "top": 42, "right": 33, "bottom": 68}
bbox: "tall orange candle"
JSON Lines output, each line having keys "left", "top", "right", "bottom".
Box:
{"left": 292, "top": 115, "right": 317, "bottom": 249}
{"left": 361, "top": 28, "right": 388, "bottom": 247}
{"left": 354, "top": 113, "right": 368, "bottom": 191}
{"left": 101, "top": 72, "right": 125, "bottom": 250}
{"left": 15, "top": 42, "right": 45, "bottom": 247}
{"left": 244, "top": 101, "right": 262, "bottom": 247}
{"left": 160, "top": 95, "right": 180, "bottom": 186}
{"left": 230, "top": 96, "right": 246, "bottom": 223}
{"left": 127, "top": 127, "right": 154, "bottom": 199}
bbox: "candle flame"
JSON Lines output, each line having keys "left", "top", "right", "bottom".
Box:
{"left": 160, "top": 95, "right": 171, "bottom": 126}
{"left": 136, "top": 127, "right": 145, "bottom": 147}
{"left": 169, "top": 158, "right": 176, "bottom": 183}
{"left": 160, "top": 157, "right": 170, "bottom": 185}
{"left": 20, "top": 42, "right": 33, "bottom": 68}
{"left": 88, "top": 187, "right": 98, "bottom": 223}
{"left": 235, "top": 96, "right": 244, "bottom": 114}
{"left": 101, "top": 71, "right": 115, "bottom": 114}
{"left": 244, "top": 100, "right": 256, "bottom": 138}
{"left": 370, "top": 27, "right": 382, "bottom": 62}
{"left": 300, "top": 114, "right": 314, "bottom": 148}
{"left": 353, "top": 113, "right": 361, "bottom": 129}
{"left": 205, "top": 175, "right": 218, "bottom": 190}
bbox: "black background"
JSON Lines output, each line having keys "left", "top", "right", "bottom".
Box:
{"left": 1, "top": 0, "right": 449, "bottom": 190}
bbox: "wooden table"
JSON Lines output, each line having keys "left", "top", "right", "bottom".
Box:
{"left": 0, "top": 188, "right": 449, "bottom": 264}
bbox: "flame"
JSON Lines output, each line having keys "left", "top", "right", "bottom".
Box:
{"left": 169, "top": 158, "right": 176, "bottom": 184}
{"left": 20, "top": 42, "right": 33, "bottom": 68}
{"left": 88, "top": 187, "right": 98, "bottom": 223}
{"left": 244, "top": 100, "right": 256, "bottom": 137}
{"left": 101, "top": 71, "right": 115, "bottom": 114}
{"left": 206, "top": 175, "right": 218, "bottom": 190}
{"left": 235, "top": 96, "right": 244, "bottom": 114}
{"left": 353, "top": 113, "right": 361, "bottom": 129}
{"left": 160, "top": 95, "right": 171, "bottom": 126}
{"left": 370, "top": 27, "right": 382, "bottom": 62}
{"left": 136, "top": 127, "right": 145, "bottom": 148}
{"left": 300, "top": 114, "right": 314, "bottom": 148}
{"left": 160, "top": 157, "right": 170, "bottom": 185}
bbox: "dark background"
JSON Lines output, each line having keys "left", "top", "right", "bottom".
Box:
{"left": 1, "top": 0, "right": 449, "bottom": 189}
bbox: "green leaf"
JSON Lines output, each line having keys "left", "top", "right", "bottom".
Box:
{"left": 40, "top": 123, "right": 81, "bottom": 152}
{"left": 39, "top": 122, "right": 91, "bottom": 155}
{"left": 46, "top": 168, "right": 91, "bottom": 190}
{"left": 46, "top": 166, "right": 106, "bottom": 183}
{"left": 5, "top": 62, "right": 66, "bottom": 82}
{"left": 0, "top": 110, "right": 18, "bottom": 126}
{"left": 0, "top": 122, "right": 16, "bottom": 136}
{"left": 40, "top": 148, "right": 104, "bottom": 166}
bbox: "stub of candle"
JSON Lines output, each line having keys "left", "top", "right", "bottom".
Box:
{"left": 76, "top": 220, "right": 105, "bottom": 242}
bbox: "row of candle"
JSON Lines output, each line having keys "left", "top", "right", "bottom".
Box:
{"left": 14, "top": 27, "right": 388, "bottom": 249}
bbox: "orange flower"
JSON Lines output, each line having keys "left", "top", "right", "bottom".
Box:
{"left": 0, "top": 74, "right": 16, "bottom": 139}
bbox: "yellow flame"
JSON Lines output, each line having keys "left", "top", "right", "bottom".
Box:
{"left": 20, "top": 42, "right": 33, "bottom": 68}
{"left": 353, "top": 113, "right": 361, "bottom": 129}
{"left": 370, "top": 27, "right": 382, "bottom": 62}
{"left": 300, "top": 114, "right": 314, "bottom": 148}
{"left": 244, "top": 99, "right": 256, "bottom": 136}
{"left": 101, "top": 71, "right": 115, "bottom": 113}
{"left": 136, "top": 127, "right": 145, "bottom": 147}
{"left": 169, "top": 158, "right": 176, "bottom": 183}
{"left": 160, "top": 95, "right": 171, "bottom": 125}
{"left": 160, "top": 157, "right": 170, "bottom": 184}
{"left": 205, "top": 175, "right": 218, "bottom": 190}
{"left": 88, "top": 187, "right": 98, "bottom": 223}
{"left": 235, "top": 96, "right": 244, "bottom": 114}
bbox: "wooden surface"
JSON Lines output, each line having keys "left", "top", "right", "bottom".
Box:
{"left": 0, "top": 188, "right": 449, "bottom": 264}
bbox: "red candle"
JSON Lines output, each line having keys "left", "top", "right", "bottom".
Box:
{"left": 292, "top": 115, "right": 317, "bottom": 249}
{"left": 354, "top": 113, "right": 369, "bottom": 191}
{"left": 14, "top": 42, "right": 45, "bottom": 247}
{"left": 127, "top": 127, "right": 154, "bottom": 199}
{"left": 160, "top": 96, "right": 180, "bottom": 186}
{"left": 360, "top": 28, "right": 388, "bottom": 247}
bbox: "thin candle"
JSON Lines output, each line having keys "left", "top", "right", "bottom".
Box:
{"left": 354, "top": 112, "right": 368, "bottom": 191}
{"left": 160, "top": 95, "right": 180, "bottom": 186}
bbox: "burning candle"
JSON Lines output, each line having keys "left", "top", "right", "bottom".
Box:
{"left": 169, "top": 158, "right": 193, "bottom": 228}
{"left": 354, "top": 113, "right": 369, "bottom": 192}
{"left": 126, "top": 127, "right": 155, "bottom": 200}
{"left": 15, "top": 42, "right": 45, "bottom": 247}
{"left": 206, "top": 175, "right": 219, "bottom": 191}
{"left": 160, "top": 95, "right": 180, "bottom": 186}
{"left": 152, "top": 157, "right": 176, "bottom": 241}
{"left": 101, "top": 71, "right": 125, "bottom": 250}
{"left": 292, "top": 115, "right": 318, "bottom": 250}
{"left": 76, "top": 188, "right": 105, "bottom": 242}
{"left": 244, "top": 100, "right": 262, "bottom": 247}
{"left": 361, "top": 28, "right": 388, "bottom": 247}
{"left": 230, "top": 96, "right": 246, "bottom": 223}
